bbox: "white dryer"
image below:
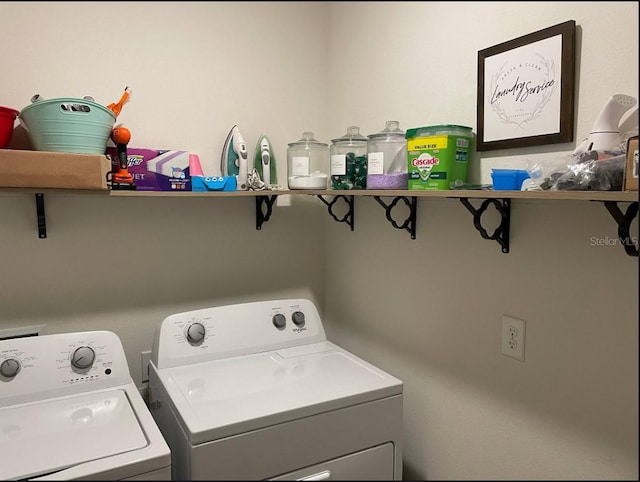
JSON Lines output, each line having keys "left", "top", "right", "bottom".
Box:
{"left": 148, "top": 298, "right": 403, "bottom": 480}
{"left": 0, "top": 330, "right": 171, "bottom": 480}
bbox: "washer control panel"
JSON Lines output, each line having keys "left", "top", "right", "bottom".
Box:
{"left": 152, "top": 298, "right": 327, "bottom": 369}
{"left": 185, "top": 322, "right": 206, "bottom": 345}
{"left": 0, "top": 331, "right": 131, "bottom": 405}
{"left": 0, "top": 357, "right": 21, "bottom": 378}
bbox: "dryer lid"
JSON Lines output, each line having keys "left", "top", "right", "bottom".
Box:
{"left": 158, "top": 341, "right": 403, "bottom": 444}
{"left": 0, "top": 389, "right": 148, "bottom": 480}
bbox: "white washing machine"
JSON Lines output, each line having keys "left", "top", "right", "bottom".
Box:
{"left": 148, "top": 298, "right": 403, "bottom": 480}
{"left": 0, "top": 330, "right": 171, "bottom": 480}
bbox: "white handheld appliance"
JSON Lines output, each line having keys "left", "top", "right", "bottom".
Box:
{"left": 574, "top": 94, "right": 637, "bottom": 154}
{"left": 221, "top": 125, "right": 249, "bottom": 190}
{"left": 234, "top": 128, "right": 249, "bottom": 189}
{"left": 259, "top": 136, "right": 271, "bottom": 186}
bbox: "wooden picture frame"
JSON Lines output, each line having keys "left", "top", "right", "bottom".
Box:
{"left": 476, "top": 20, "right": 576, "bottom": 151}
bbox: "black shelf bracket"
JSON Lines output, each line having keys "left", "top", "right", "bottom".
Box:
{"left": 35, "top": 193, "right": 47, "bottom": 239}
{"left": 255, "top": 195, "right": 278, "bottom": 230}
{"left": 459, "top": 197, "right": 510, "bottom": 253}
{"left": 601, "top": 201, "right": 638, "bottom": 257}
{"left": 373, "top": 196, "right": 417, "bottom": 239}
{"left": 316, "top": 195, "right": 354, "bottom": 231}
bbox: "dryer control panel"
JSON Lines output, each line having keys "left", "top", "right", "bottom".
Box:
{"left": 152, "top": 298, "right": 328, "bottom": 369}
{"left": 0, "top": 331, "right": 131, "bottom": 406}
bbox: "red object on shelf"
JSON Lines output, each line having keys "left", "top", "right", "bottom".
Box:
{"left": 0, "top": 106, "right": 19, "bottom": 148}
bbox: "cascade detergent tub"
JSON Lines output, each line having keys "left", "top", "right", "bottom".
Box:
{"left": 407, "top": 125, "right": 473, "bottom": 190}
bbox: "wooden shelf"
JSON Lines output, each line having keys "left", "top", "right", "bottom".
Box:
{"left": 1, "top": 187, "right": 636, "bottom": 202}
{"left": 78, "top": 188, "right": 640, "bottom": 202}
{"left": 2, "top": 187, "right": 637, "bottom": 257}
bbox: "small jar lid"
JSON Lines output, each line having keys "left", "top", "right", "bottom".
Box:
{"left": 331, "top": 126, "right": 367, "bottom": 144}
{"left": 288, "top": 131, "right": 328, "bottom": 148}
{"left": 367, "top": 120, "right": 405, "bottom": 140}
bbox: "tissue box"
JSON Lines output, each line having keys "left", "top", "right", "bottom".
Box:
{"left": 624, "top": 136, "right": 638, "bottom": 191}
{"left": 191, "top": 175, "right": 237, "bottom": 192}
{"left": 106, "top": 147, "right": 191, "bottom": 191}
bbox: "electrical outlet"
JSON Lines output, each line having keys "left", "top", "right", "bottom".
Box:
{"left": 140, "top": 350, "right": 151, "bottom": 383}
{"left": 501, "top": 315, "right": 525, "bottom": 361}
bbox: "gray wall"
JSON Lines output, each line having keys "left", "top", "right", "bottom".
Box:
{"left": 324, "top": 1, "right": 638, "bottom": 480}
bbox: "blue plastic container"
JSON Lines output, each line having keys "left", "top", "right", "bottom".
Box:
{"left": 491, "top": 169, "right": 530, "bottom": 190}
{"left": 18, "top": 98, "right": 116, "bottom": 154}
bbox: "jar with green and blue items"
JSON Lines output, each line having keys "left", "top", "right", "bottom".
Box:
{"left": 330, "top": 126, "right": 368, "bottom": 189}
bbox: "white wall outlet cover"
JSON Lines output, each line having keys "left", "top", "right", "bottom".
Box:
{"left": 501, "top": 315, "right": 526, "bottom": 361}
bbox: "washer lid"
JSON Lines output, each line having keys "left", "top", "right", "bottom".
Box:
{"left": 0, "top": 389, "right": 148, "bottom": 480}
{"left": 158, "top": 341, "right": 403, "bottom": 444}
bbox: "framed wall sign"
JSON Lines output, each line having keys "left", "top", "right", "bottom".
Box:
{"left": 476, "top": 20, "right": 576, "bottom": 151}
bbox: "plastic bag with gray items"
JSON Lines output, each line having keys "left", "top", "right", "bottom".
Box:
{"left": 538, "top": 151, "right": 625, "bottom": 191}
{"left": 524, "top": 129, "right": 637, "bottom": 191}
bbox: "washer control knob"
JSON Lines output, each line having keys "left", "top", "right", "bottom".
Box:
{"left": 292, "top": 311, "right": 306, "bottom": 327}
{"left": 186, "top": 322, "right": 206, "bottom": 345}
{"left": 71, "top": 346, "right": 96, "bottom": 370}
{"left": 0, "top": 358, "right": 21, "bottom": 378}
{"left": 272, "top": 314, "right": 286, "bottom": 330}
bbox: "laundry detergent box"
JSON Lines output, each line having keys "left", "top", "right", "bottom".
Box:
{"left": 407, "top": 125, "right": 473, "bottom": 190}
{"left": 106, "top": 147, "right": 191, "bottom": 191}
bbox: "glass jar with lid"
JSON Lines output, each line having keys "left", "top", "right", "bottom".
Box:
{"left": 330, "top": 126, "right": 367, "bottom": 190}
{"left": 366, "top": 120, "right": 407, "bottom": 190}
{"left": 287, "top": 131, "right": 329, "bottom": 190}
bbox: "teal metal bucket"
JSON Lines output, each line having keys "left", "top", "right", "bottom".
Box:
{"left": 18, "top": 98, "right": 116, "bottom": 154}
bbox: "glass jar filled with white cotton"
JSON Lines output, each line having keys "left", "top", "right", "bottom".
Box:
{"left": 366, "top": 120, "right": 407, "bottom": 190}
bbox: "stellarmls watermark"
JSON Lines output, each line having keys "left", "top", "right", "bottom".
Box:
{"left": 590, "top": 236, "right": 639, "bottom": 247}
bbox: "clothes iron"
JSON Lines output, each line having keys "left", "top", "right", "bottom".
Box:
{"left": 221, "top": 125, "right": 249, "bottom": 190}
{"left": 253, "top": 134, "right": 277, "bottom": 187}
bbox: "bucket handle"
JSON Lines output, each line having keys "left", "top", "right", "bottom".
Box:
{"left": 59, "top": 102, "right": 92, "bottom": 114}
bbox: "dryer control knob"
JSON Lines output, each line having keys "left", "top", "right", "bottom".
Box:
{"left": 186, "top": 322, "right": 206, "bottom": 345}
{"left": 0, "top": 358, "right": 21, "bottom": 378}
{"left": 292, "top": 311, "right": 306, "bottom": 327}
{"left": 272, "top": 314, "right": 286, "bottom": 330}
{"left": 71, "top": 346, "right": 96, "bottom": 370}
